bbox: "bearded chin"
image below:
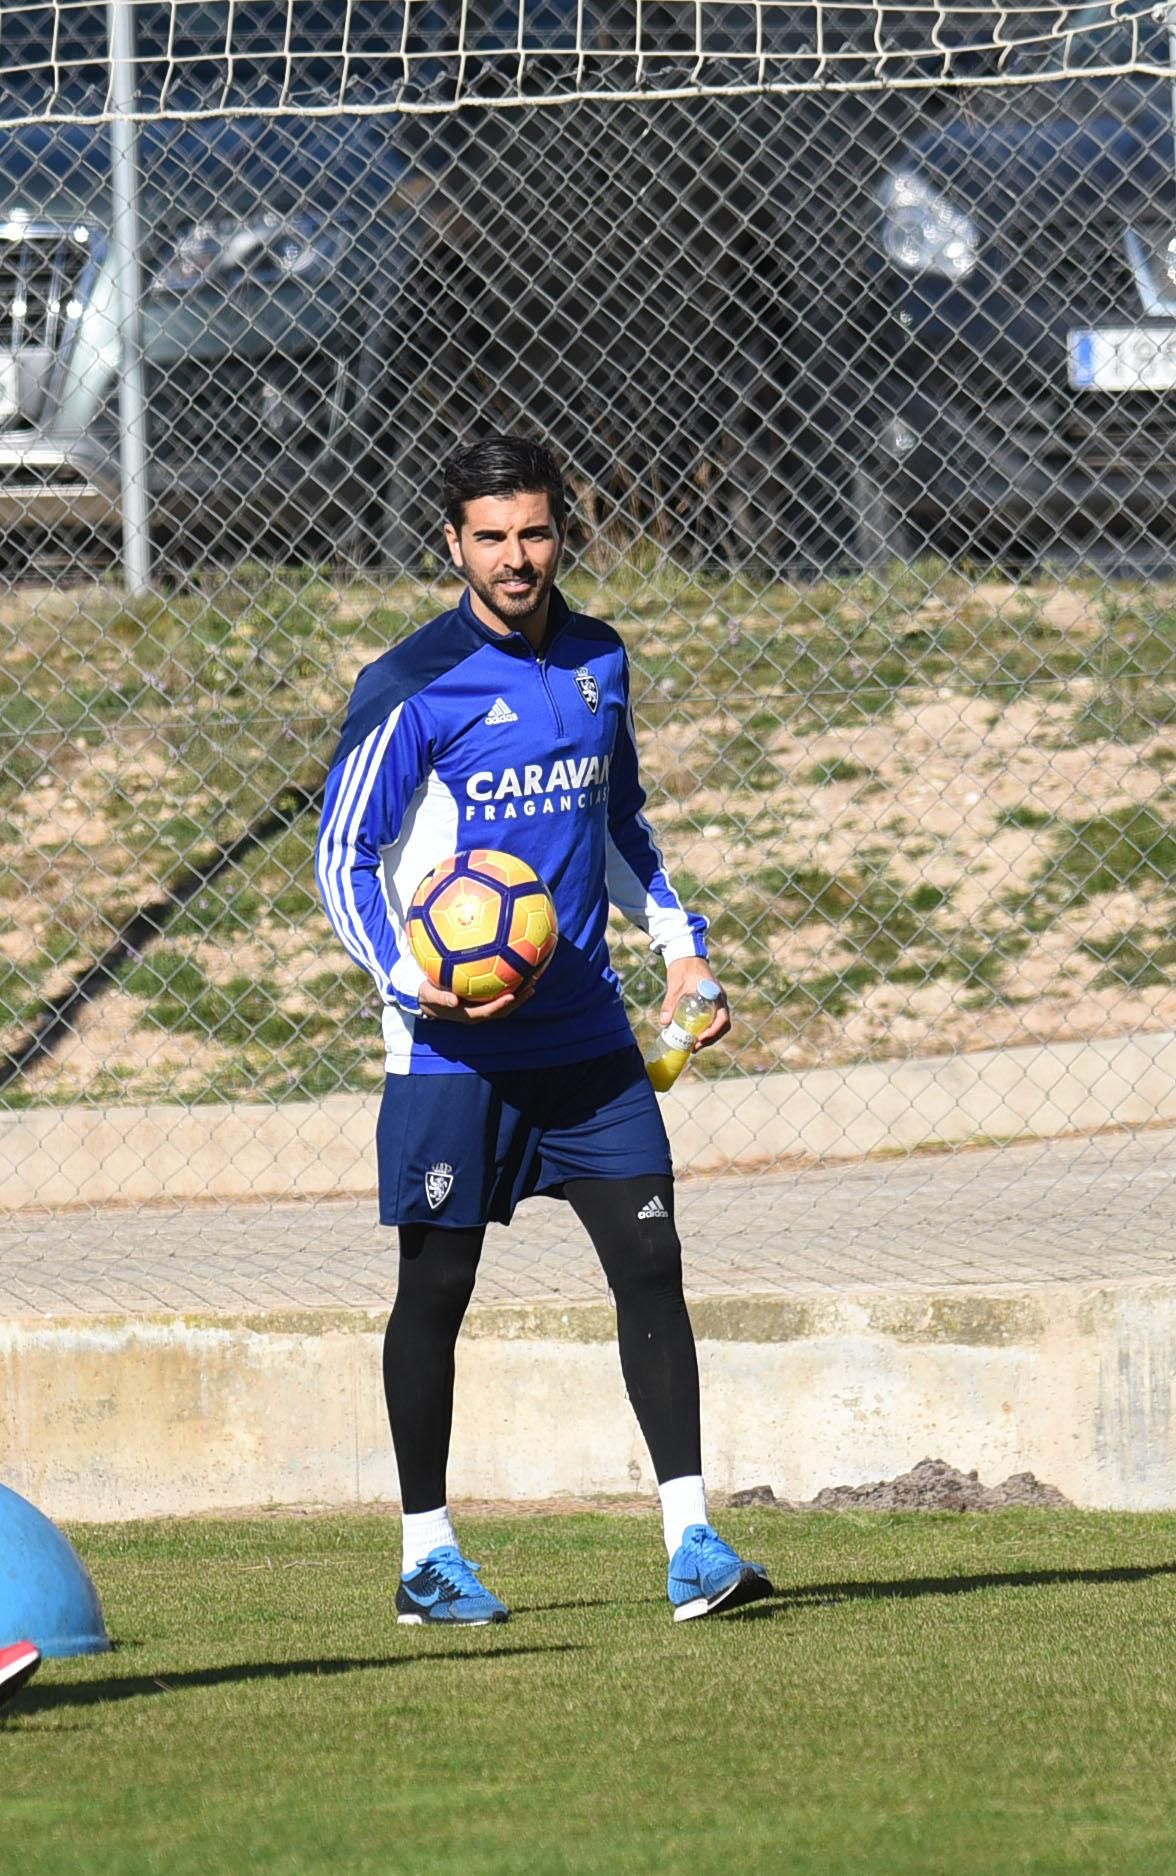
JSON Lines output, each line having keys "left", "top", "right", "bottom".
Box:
{"left": 463, "top": 561, "right": 546, "bottom": 620}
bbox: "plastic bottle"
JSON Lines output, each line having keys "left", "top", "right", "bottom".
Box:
{"left": 645, "top": 979, "right": 722, "bottom": 1092}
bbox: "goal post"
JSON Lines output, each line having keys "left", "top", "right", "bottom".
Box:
{"left": 107, "top": 0, "right": 151, "bottom": 592}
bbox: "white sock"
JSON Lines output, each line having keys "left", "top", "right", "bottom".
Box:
{"left": 401, "top": 1506, "right": 458, "bottom": 1576}
{"left": 659, "top": 1475, "right": 709, "bottom": 1557}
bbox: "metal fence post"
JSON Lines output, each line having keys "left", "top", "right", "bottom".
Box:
{"left": 106, "top": 0, "right": 151, "bottom": 596}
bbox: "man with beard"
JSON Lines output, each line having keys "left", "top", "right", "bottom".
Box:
{"left": 316, "top": 434, "right": 772, "bottom": 1625}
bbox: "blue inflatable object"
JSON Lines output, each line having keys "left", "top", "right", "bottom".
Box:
{"left": 0, "top": 1483, "right": 109, "bottom": 1657}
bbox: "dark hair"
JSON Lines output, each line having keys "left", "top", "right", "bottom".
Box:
{"left": 442, "top": 434, "right": 567, "bottom": 533}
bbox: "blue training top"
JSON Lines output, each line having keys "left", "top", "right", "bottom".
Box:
{"left": 315, "top": 587, "right": 708, "bottom": 1075}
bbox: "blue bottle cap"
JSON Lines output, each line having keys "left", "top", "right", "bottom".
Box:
{"left": 698, "top": 979, "right": 721, "bottom": 1000}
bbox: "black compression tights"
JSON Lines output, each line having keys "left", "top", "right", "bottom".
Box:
{"left": 382, "top": 1175, "right": 702, "bottom": 1513}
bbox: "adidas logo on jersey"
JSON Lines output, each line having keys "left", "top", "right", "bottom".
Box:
{"left": 637, "top": 1194, "right": 669, "bottom": 1221}
{"left": 484, "top": 697, "right": 519, "bottom": 725}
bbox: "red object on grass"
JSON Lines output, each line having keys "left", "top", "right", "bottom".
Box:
{"left": 0, "top": 1639, "right": 41, "bottom": 1708}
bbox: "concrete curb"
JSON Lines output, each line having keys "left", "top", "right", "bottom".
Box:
{"left": 3, "top": 1028, "right": 1176, "bottom": 1209}
{"left": 3, "top": 1282, "right": 1174, "bottom": 1520}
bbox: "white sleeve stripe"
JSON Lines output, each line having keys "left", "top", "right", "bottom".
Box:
{"left": 316, "top": 736, "right": 375, "bottom": 975}
{"left": 315, "top": 742, "right": 361, "bottom": 951}
{"left": 317, "top": 739, "right": 387, "bottom": 989}
{"left": 337, "top": 710, "right": 403, "bottom": 990}
{"left": 622, "top": 689, "right": 684, "bottom": 905}
{"left": 317, "top": 708, "right": 403, "bottom": 994}
{"left": 608, "top": 685, "right": 698, "bottom": 945}
{"left": 605, "top": 825, "right": 697, "bottom": 948}
{"left": 378, "top": 834, "right": 423, "bottom": 1012}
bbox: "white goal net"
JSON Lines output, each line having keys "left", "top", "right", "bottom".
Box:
{"left": 0, "top": 0, "right": 1168, "bottom": 123}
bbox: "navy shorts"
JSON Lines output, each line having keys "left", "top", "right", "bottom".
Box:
{"left": 376, "top": 1046, "right": 672, "bottom": 1228}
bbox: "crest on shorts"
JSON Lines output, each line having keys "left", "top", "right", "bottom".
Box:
{"left": 425, "top": 1162, "right": 454, "bottom": 1211}
{"left": 573, "top": 666, "right": 600, "bottom": 714}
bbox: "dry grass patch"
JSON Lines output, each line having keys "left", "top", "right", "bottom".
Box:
{"left": 6, "top": 564, "right": 1176, "bottom": 1101}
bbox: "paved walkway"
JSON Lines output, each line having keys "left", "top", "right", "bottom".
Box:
{"left": 3, "top": 1128, "right": 1176, "bottom": 1318}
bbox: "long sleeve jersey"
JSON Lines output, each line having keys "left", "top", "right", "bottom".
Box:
{"left": 315, "top": 586, "right": 707, "bottom": 1074}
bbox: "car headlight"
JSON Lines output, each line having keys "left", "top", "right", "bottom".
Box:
{"left": 880, "top": 172, "right": 978, "bottom": 281}
{"left": 151, "top": 213, "right": 348, "bottom": 295}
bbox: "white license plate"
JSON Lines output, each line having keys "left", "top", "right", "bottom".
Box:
{"left": 1069, "top": 326, "right": 1176, "bottom": 391}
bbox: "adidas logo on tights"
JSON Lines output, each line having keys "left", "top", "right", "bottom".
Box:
{"left": 637, "top": 1194, "right": 668, "bottom": 1221}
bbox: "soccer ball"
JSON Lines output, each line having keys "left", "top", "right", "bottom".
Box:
{"left": 406, "top": 850, "right": 559, "bottom": 1002}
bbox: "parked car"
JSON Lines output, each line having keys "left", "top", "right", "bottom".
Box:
{"left": 863, "top": 8, "right": 1176, "bottom": 566}
{"left": 0, "top": 0, "right": 469, "bottom": 565}
{"left": 0, "top": 112, "right": 440, "bottom": 564}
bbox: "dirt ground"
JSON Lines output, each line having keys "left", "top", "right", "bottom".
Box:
{"left": 730, "top": 1458, "right": 1073, "bottom": 1512}
{"left": 185, "top": 1462, "right": 1072, "bottom": 1523}
{"left": 7, "top": 570, "right": 1176, "bottom": 1097}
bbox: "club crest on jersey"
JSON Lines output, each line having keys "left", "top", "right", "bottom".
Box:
{"left": 425, "top": 1162, "right": 454, "bottom": 1211}
{"left": 574, "top": 666, "right": 600, "bottom": 714}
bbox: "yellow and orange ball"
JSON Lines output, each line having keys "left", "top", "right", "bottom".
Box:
{"left": 406, "top": 850, "right": 558, "bottom": 1002}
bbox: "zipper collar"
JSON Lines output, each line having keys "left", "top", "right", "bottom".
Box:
{"left": 458, "top": 584, "right": 570, "bottom": 656}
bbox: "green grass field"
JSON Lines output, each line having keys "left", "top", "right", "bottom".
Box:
{"left": 5, "top": 1508, "right": 1175, "bottom": 1875}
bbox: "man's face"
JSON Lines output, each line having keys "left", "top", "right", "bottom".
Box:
{"left": 445, "top": 489, "right": 563, "bottom": 631}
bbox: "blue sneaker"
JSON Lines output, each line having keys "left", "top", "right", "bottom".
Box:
{"left": 667, "top": 1524, "right": 773, "bottom": 1623}
{"left": 395, "top": 1545, "right": 510, "bottom": 1626}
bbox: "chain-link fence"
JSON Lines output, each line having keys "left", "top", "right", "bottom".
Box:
{"left": 4, "top": 7, "right": 1176, "bottom": 1317}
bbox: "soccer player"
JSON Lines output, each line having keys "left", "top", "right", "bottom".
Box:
{"left": 316, "top": 434, "right": 772, "bottom": 1625}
